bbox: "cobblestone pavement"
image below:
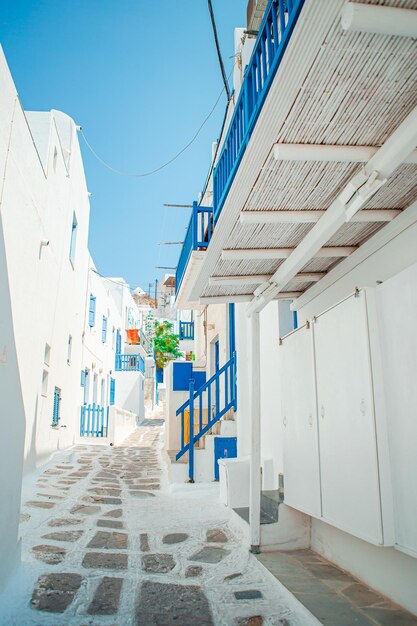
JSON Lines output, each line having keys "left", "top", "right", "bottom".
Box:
{"left": 0, "top": 413, "right": 319, "bottom": 626}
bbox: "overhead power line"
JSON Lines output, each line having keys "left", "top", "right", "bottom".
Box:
{"left": 207, "top": 0, "right": 232, "bottom": 102}
{"left": 79, "top": 78, "right": 227, "bottom": 178}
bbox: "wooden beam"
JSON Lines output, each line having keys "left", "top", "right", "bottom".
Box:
{"left": 199, "top": 292, "right": 301, "bottom": 305}
{"left": 221, "top": 246, "right": 357, "bottom": 260}
{"left": 273, "top": 143, "right": 417, "bottom": 164}
{"left": 209, "top": 272, "right": 325, "bottom": 286}
{"left": 240, "top": 209, "right": 402, "bottom": 225}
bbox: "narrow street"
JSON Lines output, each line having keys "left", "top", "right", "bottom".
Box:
{"left": 1, "top": 412, "right": 318, "bottom": 626}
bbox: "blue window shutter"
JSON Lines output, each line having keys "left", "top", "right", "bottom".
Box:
{"left": 110, "top": 378, "right": 115, "bottom": 405}
{"left": 116, "top": 329, "right": 121, "bottom": 354}
{"left": 52, "top": 387, "right": 60, "bottom": 425}
{"left": 102, "top": 316, "right": 107, "bottom": 343}
{"left": 89, "top": 295, "right": 96, "bottom": 327}
{"left": 81, "top": 370, "right": 86, "bottom": 386}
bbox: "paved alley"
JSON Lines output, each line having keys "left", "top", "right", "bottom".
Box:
{"left": 0, "top": 415, "right": 318, "bottom": 626}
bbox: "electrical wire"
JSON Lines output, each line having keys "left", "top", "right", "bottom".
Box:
{"left": 208, "top": 0, "right": 232, "bottom": 102}
{"left": 79, "top": 80, "right": 228, "bottom": 178}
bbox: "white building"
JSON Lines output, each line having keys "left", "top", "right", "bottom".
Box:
{"left": 0, "top": 47, "right": 145, "bottom": 588}
{"left": 171, "top": 0, "right": 417, "bottom": 618}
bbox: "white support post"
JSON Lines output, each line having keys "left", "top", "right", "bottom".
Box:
{"left": 249, "top": 311, "right": 261, "bottom": 552}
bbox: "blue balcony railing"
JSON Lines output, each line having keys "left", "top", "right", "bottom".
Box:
{"left": 213, "top": 0, "right": 304, "bottom": 222}
{"left": 179, "top": 321, "right": 195, "bottom": 340}
{"left": 176, "top": 353, "right": 237, "bottom": 482}
{"left": 176, "top": 202, "right": 213, "bottom": 297}
{"left": 115, "top": 353, "right": 145, "bottom": 373}
{"left": 80, "top": 404, "right": 108, "bottom": 437}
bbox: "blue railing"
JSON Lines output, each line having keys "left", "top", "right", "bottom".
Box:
{"left": 179, "top": 321, "right": 195, "bottom": 340}
{"left": 176, "top": 352, "right": 237, "bottom": 481}
{"left": 80, "top": 404, "right": 108, "bottom": 437}
{"left": 115, "top": 353, "right": 145, "bottom": 372}
{"left": 213, "top": 0, "right": 304, "bottom": 222}
{"left": 175, "top": 202, "right": 213, "bottom": 297}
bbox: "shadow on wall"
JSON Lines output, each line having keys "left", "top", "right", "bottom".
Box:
{"left": 0, "top": 216, "right": 26, "bottom": 589}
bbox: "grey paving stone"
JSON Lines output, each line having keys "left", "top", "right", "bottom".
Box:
{"left": 342, "top": 582, "right": 386, "bottom": 608}
{"left": 26, "top": 500, "right": 55, "bottom": 509}
{"left": 293, "top": 592, "right": 374, "bottom": 626}
{"left": 97, "top": 519, "right": 124, "bottom": 529}
{"left": 303, "top": 562, "right": 356, "bottom": 583}
{"left": 88, "top": 487, "right": 122, "bottom": 497}
{"left": 236, "top": 617, "right": 264, "bottom": 626}
{"left": 225, "top": 572, "right": 243, "bottom": 581}
{"left": 31, "top": 573, "right": 83, "bottom": 613}
{"left": 82, "top": 552, "right": 128, "bottom": 570}
{"left": 48, "top": 517, "right": 83, "bottom": 527}
{"left": 87, "top": 531, "right": 128, "bottom": 550}
{"left": 362, "top": 607, "right": 417, "bottom": 625}
{"left": 83, "top": 495, "right": 122, "bottom": 505}
{"left": 189, "top": 546, "right": 230, "bottom": 564}
{"left": 42, "top": 531, "right": 84, "bottom": 542}
{"left": 20, "top": 513, "right": 30, "bottom": 523}
{"left": 163, "top": 533, "right": 189, "bottom": 545}
{"left": 32, "top": 544, "right": 67, "bottom": 564}
{"left": 206, "top": 528, "right": 228, "bottom": 543}
{"left": 234, "top": 590, "right": 263, "bottom": 600}
{"left": 140, "top": 533, "right": 150, "bottom": 552}
{"left": 129, "top": 490, "right": 155, "bottom": 498}
{"left": 135, "top": 581, "right": 214, "bottom": 626}
{"left": 185, "top": 565, "right": 203, "bottom": 578}
{"left": 87, "top": 576, "right": 123, "bottom": 615}
{"left": 36, "top": 492, "right": 65, "bottom": 500}
{"left": 142, "top": 553, "right": 176, "bottom": 573}
{"left": 105, "top": 508, "right": 123, "bottom": 518}
{"left": 70, "top": 504, "right": 101, "bottom": 516}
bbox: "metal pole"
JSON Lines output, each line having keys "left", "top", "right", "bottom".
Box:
{"left": 189, "top": 379, "right": 195, "bottom": 483}
{"left": 249, "top": 311, "right": 261, "bottom": 552}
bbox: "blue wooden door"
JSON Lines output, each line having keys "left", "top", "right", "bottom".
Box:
{"left": 214, "top": 437, "right": 237, "bottom": 481}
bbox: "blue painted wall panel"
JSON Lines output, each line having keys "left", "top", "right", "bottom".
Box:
{"left": 214, "top": 437, "right": 237, "bottom": 481}
{"left": 172, "top": 362, "right": 193, "bottom": 391}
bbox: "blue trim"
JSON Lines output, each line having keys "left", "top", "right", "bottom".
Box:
{"left": 213, "top": 0, "right": 305, "bottom": 223}
{"left": 52, "top": 387, "right": 61, "bottom": 426}
{"left": 175, "top": 203, "right": 213, "bottom": 297}
{"left": 293, "top": 310, "right": 298, "bottom": 330}
{"left": 109, "top": 378, "right": 115, "bottom": 405}
{"left": 88, "top": 295, "right": 96, "bottom": 327}
{"left": 179, "top": 321, "right": 194, "bottom": 340}
{"left": 102, "top": 316, "right": 107, "bottom": 343}
{"left": 228, "top": 303, "right": 236, "bottom": 358}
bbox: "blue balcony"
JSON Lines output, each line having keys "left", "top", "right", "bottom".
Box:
{"left": 115, "top": 353, "right": 145, "bottom": 373}
{"left": 213, "top": 0, "right": 304, "bottom": 222}
{"left": 179, "top": 321, "right": 195, "bottom": 340}
{"left": 175, "top": 202, "right": 213, "bottom": 298}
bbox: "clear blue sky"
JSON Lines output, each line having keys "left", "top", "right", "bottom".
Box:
{"left": 1, "top": 0, "right": 245, "bottom": 290}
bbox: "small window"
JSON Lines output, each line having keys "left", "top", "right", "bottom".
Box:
{"left": 53, "top": 147, "right": 58, "bottom": 173}
{"left": 42, "top": 370, "right": 49, "bottom": 397}
{"left": 44, "top": 343, "right": 51, "bottom": 366}
{"left": 67, "top": 334, "right": 72, "bottom": 365}
{"left": 102, "top": 316, "right": 107, "bottom": 343}
{"left": 89, "top": 295, "right": 96, "bottom": 327}
{"left": 69, "top": 213, "right": 78, "bottom": 266}
{"left": 52, "top": 386, "right": 61, "bottom": 426}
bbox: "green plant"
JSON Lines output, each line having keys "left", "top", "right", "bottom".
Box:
{"left": 153, "top": 321, "right": 181, "bottom": 370}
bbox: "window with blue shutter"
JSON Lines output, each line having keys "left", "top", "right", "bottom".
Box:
{"left": 116, "top": 329, "right": 121, "bottom": 354}
{"left": 52, "top": 387, "right": 61, "bottom": 426}
{"left": 69, "top": 212, "right": 78, "bottom": 266}
{"left": 109, "top": 378, "right": 115, "bottom": 405}
{"left": 102, "top": 316, "right": 107, "bottom": 343}
{"left": 81, "top": 370, "right": 86, "bottom": 386}
{"left": 89, "top": 295, "right": 96, "bottom": 327}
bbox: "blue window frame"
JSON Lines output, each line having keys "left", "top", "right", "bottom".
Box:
{"left": 109, "top": 378, "right": 115, "bottom": 405}
{"left": 102, "top": 316, "right": 107, "bottom": 343}
{"left": 52, "top": 386, "right": 61, "bottom": 426}
{"left": 89, "top": 295, "right": 96, "bottom": 327}
{"left": 116, "top": 329, "right": 121, "bottom": 354}
{"left": 69, "top": 212, "right": 78, "bottom": 266}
